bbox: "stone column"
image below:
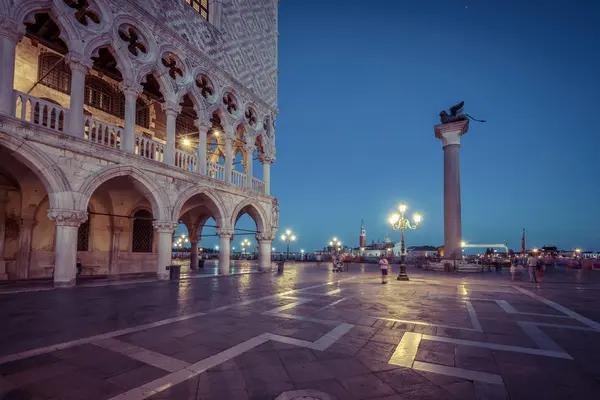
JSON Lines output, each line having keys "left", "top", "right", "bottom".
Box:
{"left": 262, "top": 159, "right": 272, "bottom": 195}
{"left": 66, "top": 53, "right": 93, "bottom": 137}
{"left": 245, "top": 143, "right": 255, "bottom": 189}
{"left": 153, "top": 221, "right": 178, "bottom": 280}
{"left": 434, "top": 120, "right": 469, "bottom": 261}
{"left": 190, "top": 239, "right": 198, "bottom": 270}
{"left": 195, "top": 120, "right": 210, "bottom": 175}
{"left": 15, "top": 218, "right": 35, "bottom": 279}
{"left": 217, "top": 228, "right": 233, "bottom": 275}
{"left": 0, "top": 191, "right": 8, "bottom": 280}
{"left": 256, "top": 233, "right": 274, "bottom": 272}
{"left": 0, "top": 19, "right": 25, "bottom": 116}
{"left": 224, "top": 134, "right": 233, "bottom": 184}
{"left": 162, "top": 102, "right": 180, "bottom": 165}
{"left": 121, "top": 84, "right": 141, "bottom": 154}
{"left": 48, "top": 209, "right": 88, "bottom": 287}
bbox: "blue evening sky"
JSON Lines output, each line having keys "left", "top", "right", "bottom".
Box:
{"left": 182, "top": 0, "right": 600, "bottom": 253}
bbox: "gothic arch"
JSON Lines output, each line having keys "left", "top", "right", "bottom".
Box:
{"left": 230, "top": 198, "right": 267, "bottom": 234}
{"left": 19, "top": 5, "right": 80, "bottom": 50}
{"left": 0, "top": 133, "right": 72, "bottom": 209}
{"left": 77, "top": 165, "right": 169, "bottom": 220}
{"left": 171, "top": 186, "right": 226, "bottom": 228}
{"left": 84, "top": 38, "right": 135, "bottom": 85}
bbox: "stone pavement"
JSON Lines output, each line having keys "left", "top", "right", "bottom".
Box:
{"left": 1, "top": 263, "right": 600, "bottom": 400}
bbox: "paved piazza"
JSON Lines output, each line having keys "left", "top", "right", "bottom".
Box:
{"left": 1, "top": 265, "right": 600, "bottom": 400}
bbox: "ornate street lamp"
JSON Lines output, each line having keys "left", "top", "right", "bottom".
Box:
{"left": 328, "top": 237, "right": 342, "bottom": 254}
{"left": 241, "top": 238, "right": 251, "bottom": 256}
{"left": 281, "top": 229, "right": 296, "bottom": 260}
{"left": 389, "top": 202, "right": 422, "bottom": 281}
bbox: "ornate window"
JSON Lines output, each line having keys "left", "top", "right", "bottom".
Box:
{"left": 77, "top": 209, "right": 90, "bottom": 251}
{"left": 38, "top": 53, "right": 71, "bottom": 94}
{"left": 85, "top": 76, "right": 113, "bottom": 113}
{"left": 185, "top": 0, "right": 209, "bottom": 20}
{"left": 132, "top": 209, "right": 153, "bottom": 253}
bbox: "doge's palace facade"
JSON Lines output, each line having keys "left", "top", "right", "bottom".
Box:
{"left": 0, "top": 0, "right": 279, "bottom": 286}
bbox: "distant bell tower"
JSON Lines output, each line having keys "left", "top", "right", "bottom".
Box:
{"left": 360, "top": 219, "right": 366, "bottom": 253}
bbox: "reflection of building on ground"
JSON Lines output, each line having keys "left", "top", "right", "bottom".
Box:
{"left": 0, "top": 1, "right": 279, "bottom": 284}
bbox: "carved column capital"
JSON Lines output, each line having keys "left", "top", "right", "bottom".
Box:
{"left": 119, "top": 82, "right": 142, "bottom": 97}
{"left": 161, "top": 102, "right": 181, "bottom": 117}
{"left": 245, "top": 142, "right": 256, "bottom": 155}
{"left": 152, "top": 220, "right": 178, "bottom": 233}
{"left": 47, "top": 209, "right": 88, "bottom": 227}
{"left": 194, "top": 119, "right": 212, "bottom": 133}
{"left": 0, "top": 18, "right": 25, "bottom": 42}
{"left": 255, "top": 233, "right": 275, "bottom": 242}
{"left": 217, "top": 228, "right": 234, "bottom": 239}
{"left": 65, "top": 53, "right": 93, "bottom": 73}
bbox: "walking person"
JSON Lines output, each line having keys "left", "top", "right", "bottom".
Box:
{"left": 379, "top": 256, "right": 389, "bottom": 284}
{"left": 527, "top": 253, "right": 538, "bottom": 284}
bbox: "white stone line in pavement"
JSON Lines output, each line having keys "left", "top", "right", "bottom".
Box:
{"left": 516, "top": 322, "right": 566, "bottom": 352}
{"left": 494, "top": 300, "right": 571, "bottom": 319}
{"left": 0, "top": 278, "right": 357, "bottom": 365}
{"left": 389, "top": 332, "right": 422, "bottom": 367}
{"left": 0, "top": 311, "right": 206, "bottom": 365}
{"left": 267, "top": 298, "right": 313, "bottom": 313}
{"left": 465, "top": 301, "right": 483, "bottom": 332}
{"left": 513, "top": 286, "right": 600, "bottom": 331}
{"left": 316, "top": 296, "right": 350, "bottom": 311}
{"left": 457, "top": 285, "right": 468, "bottom": 296}
{"left": 421, "top": 334, "right": 573, "bottom": 359}
{"left": 531, "top": 322, "right": 597, "bottom": 331}
{"left": 265, "top": 312, "right": 341, "bottom": 326}
{"left": 297, "top": 288, "right": 341, "bottom": 296}
{"left": 412, "top": 361, "right": 504, "bottom": 385}
{"left": 376, "top": 317, "right": 481, "bottom": 332}
{"left": 93, "top": 338, "right": 190, "bottom": 372}
{"left": 108, "top": 323, "right": 354, "bottom": 400}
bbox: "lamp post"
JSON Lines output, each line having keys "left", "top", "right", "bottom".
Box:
{"left": 328, "top": 237, "right": 342, "bottom": 255}
{"left": 241, "top": 238, "right": 251, "bottom": 257}
{"left": 281, "top": 229, "right": 296, "bottom": 260}
{"left": 389, "top": 202, "right": 422, "bottom": 281}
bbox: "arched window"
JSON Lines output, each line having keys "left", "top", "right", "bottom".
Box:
{"left": 185, "top": 0, "right": 209, "bottom": 20}
{"left": 85, "top": 76, "right": 113, "bottom": 113}
{"left": 38, "top": 53, "right": 71, "bottom": 94}
{"left": 77, "top": 209, "right": 91, "bottom": 251}
{"left": 132, "top": 209, "right": 153, "bottom": 253}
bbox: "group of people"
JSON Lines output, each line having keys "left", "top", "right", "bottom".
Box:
{"left": 510, "top": 253, "right": 543, "bottom": 283}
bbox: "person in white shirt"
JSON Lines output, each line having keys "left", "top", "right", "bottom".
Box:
{"left": 379, "top": 256, "right": 389, "bottom": 284}
{"left": 527, "top": 254, "right": 539, "bottom": 283}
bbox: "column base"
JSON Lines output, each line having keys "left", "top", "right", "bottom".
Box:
{"left": 54, "top": 279, "right": 76, "bottom": 288}
{"left": 396, "top": 273, "right": 409, "bottom": 281}
{"left": 157, "top": 273, "right": 169, "bottom": 280}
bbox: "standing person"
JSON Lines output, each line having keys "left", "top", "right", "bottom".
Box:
{"left": 527, "top": 253, "right": 538, "bottom": 283}
{"left": 379, "top": 256, "right": 389, "bottom": 284}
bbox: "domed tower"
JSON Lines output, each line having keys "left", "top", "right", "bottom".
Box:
{"left": 360, "top": 219, "right": 366, "bottom": 253}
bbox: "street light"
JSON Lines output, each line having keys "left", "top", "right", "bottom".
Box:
{"left": 389, "top": 201, "right": 422, "bottom": 281}
{"left": 281, "top": 229, "right": 296, "bottom": 260}
{"left": 241, "top": 238, "right": 251, "bottom": 256}
{"left": 328, "top": 237, "right": 342, "bottom": 254}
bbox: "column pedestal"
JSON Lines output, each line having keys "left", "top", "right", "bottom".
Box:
{"left": 434, "top": 120, "right": 469, "bottom": 261}
{"left": 153, "top": 221, "right": 178, "bottom": 280}
{"left": 48, "top": 210, "right": 88, "bottom": 287}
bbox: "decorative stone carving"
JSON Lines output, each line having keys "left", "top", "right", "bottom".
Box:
{"left": 0, "top": 17, "right": 26, "bottom": 41}
{"left": 152, "top": 220, "right": 178, "bottom": 232}
{"left": 216, "top": 228, "right": 234, "bottom": 238}
{"left": 65, "top": 52, "right": 94, "bottom": 73}
{"left": 255, "top": 232, "right": 275, "bottom": 242}
{"left": 47, "top": 209, "right": 88, "bottom": 227}
{"left": 271, "top": 198, "right": 279, "bottom": 228}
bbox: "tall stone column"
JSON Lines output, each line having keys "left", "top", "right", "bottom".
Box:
{"left": 162, "top": 103, "right": 180, "bottom": 165}
{"left": 195, "top": 120, "right": 210, "bottom": 175}
{"left": 262, "top": 159, "right": 272, "bottom": 195}
{"left": 121, "top": 84, "right": 141, "bottom": 153}
{"left": 66, "top": 53, "right": 92, "bottom": 138}
{"left": 245, "top": 142, "right": 255, "bottom": 189}
{"left": 0, "top": 191, "right": 8, "bottom": 280}
{"left": 0, "top": 19, "right": 25, "bottom": 116}
{"left": 48, "top": 209, "right": 88, "bottom": 287}
{"left": 256, "top": 233, "right": 274, "bottom": 271}
{"left": 224, "top": 134, "right": 234, "bottom": 184}
{"left": 190, "top": 239, "right": 198, "bottom": 270}
{"left": 153, "top": 221, "right": 178, "bottom": 280}
{"left": 434, "top": 120, "right": 469, "bottom": 260}
{"left": 217, "top": 228, "right": 233, "bottom": 275}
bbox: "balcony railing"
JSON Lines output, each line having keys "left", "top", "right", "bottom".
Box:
{"left": 11, "top": 91, "right": 266, "bottom": 194}
{"left": 84, "top": 117, "right": 121, "bottom": 150}
{"left": 14, "top": 90, "right": 66, "bottom": 133}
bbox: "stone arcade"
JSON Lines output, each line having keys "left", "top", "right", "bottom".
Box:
{"left": 0, "top": 0, "right": 279, "bottom": 285}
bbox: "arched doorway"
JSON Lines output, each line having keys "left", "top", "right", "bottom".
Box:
{"left": 231, "top": 200, "right": 272, "bottom": 272}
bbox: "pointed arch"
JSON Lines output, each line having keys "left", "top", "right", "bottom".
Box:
{"left": 230, "top": 198, "right": 267, "bottom": 234}
{"left": 77, "top": 165, "right": 169, "bottom": 220}
{"left": 171, "top": 186, "right": 226, "bottom": 228}
{"left": 0, "top": 133, "right": 72, "bottom": 209}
